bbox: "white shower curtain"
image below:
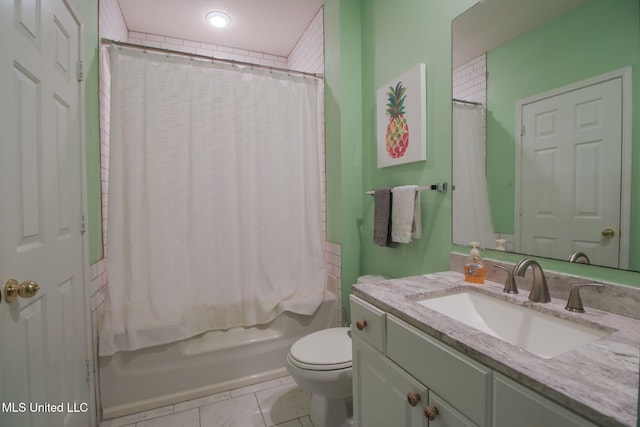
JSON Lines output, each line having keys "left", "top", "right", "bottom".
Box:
{"left": 452, "top": 103, "right": 496, "bottom": 249}
{"left": 100, "top": 47, "right": 326, "bottom": 356}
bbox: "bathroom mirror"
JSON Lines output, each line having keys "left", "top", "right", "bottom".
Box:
{"left": 451, "top": 0, "right": 639, "bottom": 271}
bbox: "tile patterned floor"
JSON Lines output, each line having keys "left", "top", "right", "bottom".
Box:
{"left": 99, "top": 376, "right": 314, "bottom": 427}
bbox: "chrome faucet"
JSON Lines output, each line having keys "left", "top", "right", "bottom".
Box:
{"left": 565, "top": 283, "right": 604, "bottom": 313}
{"left": 513, "top": 259, "right": 551, "bottom": 303}
{"left": 567, "top": 251, "right": 590, "bottom": 264}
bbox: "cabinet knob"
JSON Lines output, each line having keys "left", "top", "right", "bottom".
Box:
{"left": 355, "top": 320, "right": 367, "bottom": 331}
{"left": 406, "top": 392, "right": 421, "bottom": 407}
{"left": 424, "top": 405, "right": 438, "bottom": 421}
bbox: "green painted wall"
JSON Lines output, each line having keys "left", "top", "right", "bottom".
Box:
{"left": 324, "top": 0, "right": 477, "bottom": 318}
{"left": 324, "top": 0, "right": 364, "bottom": 316}
{"left": 326, "top": 0, "right": 640, "bottom": 316}
{"left": 73, "top": 0, "right": 103, "bottom": 264}
{"left": 359, "top": 0, "right": 477, "bottom": 281}
{"left": 485, "top": 0, "right": 640, "bottom": 270}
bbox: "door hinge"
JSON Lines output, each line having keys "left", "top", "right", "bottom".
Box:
{"left": 81, "top": 214, "right": 87, "bottom": 234}
{"left": 77, "top": 61, "right": 85, "bottom": 82}
{"left": 86, "top": 359, "right": 91, "bottom": 388}
{"left": 520, "top": 125, "right": 525, "bottom": 137}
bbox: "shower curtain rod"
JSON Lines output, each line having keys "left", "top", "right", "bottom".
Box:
{"left": 453, "top": 98, "right": 483, "bottom": 106}
{"left": 101, "top": 38, "right": 324, "bottom": 80}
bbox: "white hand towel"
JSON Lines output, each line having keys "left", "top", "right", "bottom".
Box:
{"left": 391, "top": 185, "right": 421, "bottom": 243}
{"left": 411, "top": 190, "right": 422, "bottom": 240}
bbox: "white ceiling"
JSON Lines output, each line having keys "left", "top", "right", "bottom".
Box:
{"left": 117, "top": 0, "right": 325, "bottom": 57}
{"left": 453, "top": 0, "right": 587, "bottom": 67}
{"left": 118, "top": 0, "right": 589, "bottom": 65}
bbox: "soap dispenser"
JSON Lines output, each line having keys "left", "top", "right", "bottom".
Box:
{"left": 464, "top": 242, "right": 486, "bottom": 284}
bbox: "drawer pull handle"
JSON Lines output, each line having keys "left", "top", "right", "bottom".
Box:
{"left": 406, "top": 392, "right": 421, "bottom": 407}
{"left": 424, "top": 405, "right": 439, "bottom": 421}
{"left": 355, "top": 320, "right": 367, "bottom": 330}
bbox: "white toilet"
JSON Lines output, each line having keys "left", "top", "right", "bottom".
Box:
{"left": 286, "top": 327, "right": 354, "bottom": 427}
{"left": 287, "top": 276, "right": 386, "bottom": 427}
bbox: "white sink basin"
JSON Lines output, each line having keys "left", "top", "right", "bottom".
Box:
{"left": 418, "top": 291, "right": 611, "bottom": 358}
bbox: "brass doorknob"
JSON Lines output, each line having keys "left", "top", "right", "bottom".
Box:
{"left": 4, "top": 279, "right": 40, "bottom": 303}
{"left": 601, "top": 228, "right": 615, "bottom": 239}
{"left": 424, "top": 405, "right": 439, "bottom": 421}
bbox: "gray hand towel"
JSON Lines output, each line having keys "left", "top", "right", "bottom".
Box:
{"left": 374, "top": 188, "right": 397, "bottom": 248}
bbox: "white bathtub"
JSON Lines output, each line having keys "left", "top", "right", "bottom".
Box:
{"left": 99, "top": 292, "right": 338, "bottom": 419}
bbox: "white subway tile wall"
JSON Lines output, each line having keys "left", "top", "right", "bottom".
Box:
{"left": 99, "top": 0, "right": 128, "bottom": 42}
{"left": 98, "top": 0, "right": 128, "bottom": 257}
{"left": 324, "top": 242, "right": 344, "bottom": 325}
{"left": 127, "top": 32, "right": 289, "bottom": 68}
{"left": 452, "top": 53, "right": 486, "bottom": 104}
{"left": 452, "top": 54, "right": 487, "bottom": 188}
{"left": 288, "top": 8, "right": 324, "bottom": 74}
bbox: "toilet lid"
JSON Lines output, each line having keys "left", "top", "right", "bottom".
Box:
{"left": 289, "top": 327, "right": 352, "bottom": 371}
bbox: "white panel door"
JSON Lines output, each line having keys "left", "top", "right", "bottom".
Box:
{"left": 518, "top": 78, "right": 622, "bottom": 267}
{"left": 0, "top": 0, "right": 90, "bottom": 426}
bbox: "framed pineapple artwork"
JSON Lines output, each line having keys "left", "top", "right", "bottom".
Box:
{"left": 376, "top": 63, "right": 426, "bottom": 168}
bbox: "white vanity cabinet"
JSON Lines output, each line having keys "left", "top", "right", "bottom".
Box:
{"left": 350, "top": 295, "right": 601, "bottom": 427}
{"left": 352, "top": 335, "right": 477, "bottom": 427}
{"left": 351, "top": 296, "right": 480, "bottom": 427}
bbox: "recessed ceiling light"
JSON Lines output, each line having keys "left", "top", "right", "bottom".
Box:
{"left": 206, "top": 11, "right": 231, "bottom": 28}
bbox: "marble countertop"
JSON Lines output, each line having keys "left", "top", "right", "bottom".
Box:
{"left": 353, "top": 271, "right": 640, "bottom": 427}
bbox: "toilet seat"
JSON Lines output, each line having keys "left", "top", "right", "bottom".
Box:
{"left": 288, "top": 327, "right": 352, "bottom": 371}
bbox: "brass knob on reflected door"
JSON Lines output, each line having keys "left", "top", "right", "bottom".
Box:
{"left": 355, "top": 320, "right": 367, "bottom": 331}
{"left": 4, "top": 279, "right": 40, "bottom": 303}
{"left": 601, "top": 228, "right": 615, "bottom": 238}
{"left": 406, "top": 392, "right": 421, "bottom": 407}
{"left": 424, "top": 405, "right": 438, "bottom": 421}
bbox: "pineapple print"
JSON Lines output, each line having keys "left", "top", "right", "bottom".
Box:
{"left": 385, "top": 81, "right": 409, "bottom": 158}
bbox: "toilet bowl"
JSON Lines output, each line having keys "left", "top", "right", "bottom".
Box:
{"left": 287, "top": 276, "right": 384, "bottom": 426}
{"left": 286, "top": 327, "right": 353, "bottom": 427}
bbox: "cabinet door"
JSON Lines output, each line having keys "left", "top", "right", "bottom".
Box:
{"left": 493, "top": 373, "right": 598, "bottom": 427}
{"left": 429, "top": 392, "right": 477, "bottom": 427}
{"left": 353, "top": 335, "right": 428, "bottom": 427}
{"left": 387, "top": 315, "right": 492, "bottom": 426}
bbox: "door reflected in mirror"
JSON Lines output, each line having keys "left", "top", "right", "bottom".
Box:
{"left": 451, "top": 0, "right": 639, "bottom": 271}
